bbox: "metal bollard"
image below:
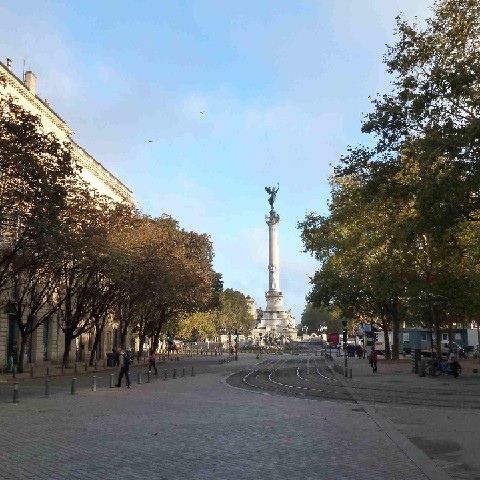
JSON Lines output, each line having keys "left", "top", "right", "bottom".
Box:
{"left": 182, "top": 367, "right": 185, "bottom": 377}
{"left": 74, "top": 363, "right": 78, "bottom": 373}
{"left": 45, "top": 379, "right": 50, "bottom": 398}
{"left": 173, "top": 368, "right": 177, "bottom": 379}
{"left": 84, "top": 363, "right": 88, "bottom": 372}
{"left": 344, "top": 368, "right": 348, "bottom": 377}
{"left": 147, "top": 372, "right": 150, "bottom": 383}
{"left": 191, "top": 366, "right": 195, "bottom": 376}
{"left": 13, "top": 383, "right": 19, "bottom": 403}
{"left": 71, "top": 378, "right": 77, "bottom": 395}
{"left": 349, "top": 368, "right": 353, "bottom": 378}
{"left": 110, "top": 373, "right": 115, "bottom": 388}
{"left": 92, "top": 375, "right": 97, "bottom": 392}
{"left": 94, "top": 362, "right": 97, "bottom": 371}
{"left": 46, "top": 366, "right": 50, "bottom": 377}
{"left": 30, "top": 366, "right": 34, "bottom": 377}
{"left": 137, "top": 372, "right": 142, "bottom": 384}
{"left": 164, "top": 369, "right": 168, "bottom": 380}
{"left": 61, "top": 365, "right": 64, "bottom": 375}
{"left": 12, "top": 367, "right": 16, "bottom": 379}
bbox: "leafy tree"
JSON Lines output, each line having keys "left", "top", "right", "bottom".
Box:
{"left": 217, "top": 288, "right": 252, "bottom": 336}
{"left": 0, "top": 92, "right": 76, "bottom": 282}
{"left": 51, "top": 185, "right": 116, "bottom": 367}
{"left": 301, "top": 0, "right": 480, "bottom": 357}
{"left": 300, "top": 304, "right": 342, "bottom": 335}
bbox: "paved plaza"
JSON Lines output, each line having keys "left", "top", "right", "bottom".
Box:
{"left": 0, "top": 354, "right": 479, "bottom": 479}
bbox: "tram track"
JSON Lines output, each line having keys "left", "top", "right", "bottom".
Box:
{"left": 226, "top": 356, "right": 480, "bottom": 410}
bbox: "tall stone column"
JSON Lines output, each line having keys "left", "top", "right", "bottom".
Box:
{"left": 264, "top": 210, "right": 285, "bottom": 322}
{"left": 266, "top": 211, "right": 280, "bottom": 292}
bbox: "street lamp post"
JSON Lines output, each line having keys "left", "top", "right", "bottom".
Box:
{"left": 234, "top": 328, "right": 238, "bottom": 361}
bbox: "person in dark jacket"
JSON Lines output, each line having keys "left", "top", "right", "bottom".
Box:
{"left": 370, "top": 347, "right": 378, "bottom": 373}
{"left": 115, "top": 348, "right": 131, "bottom": 388}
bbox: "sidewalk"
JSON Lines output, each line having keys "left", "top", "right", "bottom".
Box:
{"left": 329, "top": 355, "right": 480, "bottom": 480}
{"left": 0, "top": 351, "right": 233, "bottom": 384}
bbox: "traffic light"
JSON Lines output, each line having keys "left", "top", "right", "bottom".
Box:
{"left": 233, "top": 329, "right": 238, "bottom": 341}
{"left": 374, "top": 333, "right": 378, "bottom": 342}
{"left": 166, "top": 331, "right": 171, "bottom": 341}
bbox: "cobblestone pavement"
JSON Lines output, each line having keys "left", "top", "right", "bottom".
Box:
{"left": 0, "top": 353, "right": 474, "bottom": 479}
{"left": 334, "top": 356, "right": 480, "bottom": 480}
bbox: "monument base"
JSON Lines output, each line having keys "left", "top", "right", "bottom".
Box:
{"left": 253, "top": 309, "right": 298, "bottom": 345}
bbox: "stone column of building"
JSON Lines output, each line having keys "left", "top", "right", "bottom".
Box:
{"left": 31, "top": 327, "right": 44, "bottom": 364}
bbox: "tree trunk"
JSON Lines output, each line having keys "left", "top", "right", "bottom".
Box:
{"left": 434, "top": 309, "right": 442, "bottom": 358}
{"left": 391, "top": 297, "right": 400, "bottom": 360}
{"left": 137, "top": 331, "right": 146, "bottom": 360}
{"left": 17, "top": 333, "right": 28, "bottom": 373}
{"left": 448, "top": 320, "right": 453, "bottom": 352}
{"left": 120, "top": 321, "right": 128, "bottom": 350}
{"left": 381, "top": 315, "right": 391, "bottom": 360}
{"left": 89, "top": 321, "right": 104, "bottom": 365}
{"left": 152, "top": 331, "right": 160, "bottom": 353}
{"left": 62, "top": 329, "right": 74, "bottom": 368}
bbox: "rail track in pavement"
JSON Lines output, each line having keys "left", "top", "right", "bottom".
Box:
{"left": 226, "top": 356, "right": 480, "bottom": 410}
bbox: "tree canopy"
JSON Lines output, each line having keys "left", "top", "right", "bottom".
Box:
{"left": 299, "top": 0, "right": 480, "bottom": 358}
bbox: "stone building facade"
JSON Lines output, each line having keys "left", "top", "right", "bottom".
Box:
{"left": 0, "top": 58, "right": 136, "bottom": 367}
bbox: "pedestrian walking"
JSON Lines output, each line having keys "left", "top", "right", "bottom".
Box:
{"left": 448, "top": 351, "right": 459, "bottom": 378}
{"left": 370, "top": 346, "right": 378, "bottom": 373}
{"left": 148, "top": 350, "right": 158, "bottom": 375}
{"left": 115, "top": 348, "right": 132, "bottom": 388}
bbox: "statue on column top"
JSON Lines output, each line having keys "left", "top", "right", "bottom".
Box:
{"left": 265, "top": 183, "right": 279, "bottom": 210}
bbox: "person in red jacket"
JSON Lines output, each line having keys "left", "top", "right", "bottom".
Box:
{"left": 148, "top": 350, "right": 158, "bottom": 375}
{"left": 370, "top": 347, "right": 378, "bottom": 373}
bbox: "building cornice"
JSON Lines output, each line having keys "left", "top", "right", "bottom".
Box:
{"left": 71, "top": 141, "right": 135, "bottom": 205}
{"left": 0, "top": 61, "right": 73, "bottom": 137}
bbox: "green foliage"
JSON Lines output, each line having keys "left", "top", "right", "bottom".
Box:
{"left": 299, "top": 1, "right": 480, "bottom": 357}
{"left": 300, "top": 304, "right": 342, "bottom": 334}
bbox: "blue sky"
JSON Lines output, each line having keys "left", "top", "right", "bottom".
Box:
{"left": 0, "top": 0, "right": 433, "bottom": 322}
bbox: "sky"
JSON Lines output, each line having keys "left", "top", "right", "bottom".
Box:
{"left": 0, "top": 0, "right": 434, "bottom": 323}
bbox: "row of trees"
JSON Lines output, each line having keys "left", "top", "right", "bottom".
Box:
{"left": 299, "top": 0, "right": 480, "bottom": 358}
{"left": 0, "top": 85, "right": 252, "bottom": 371}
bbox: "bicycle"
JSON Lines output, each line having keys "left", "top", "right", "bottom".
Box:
{"left": 426, "top": 358, "right": 461, "bottom": 377}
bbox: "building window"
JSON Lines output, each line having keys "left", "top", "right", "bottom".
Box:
{"left": 403, "top": 333, "right": 410, "bottom": 343}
